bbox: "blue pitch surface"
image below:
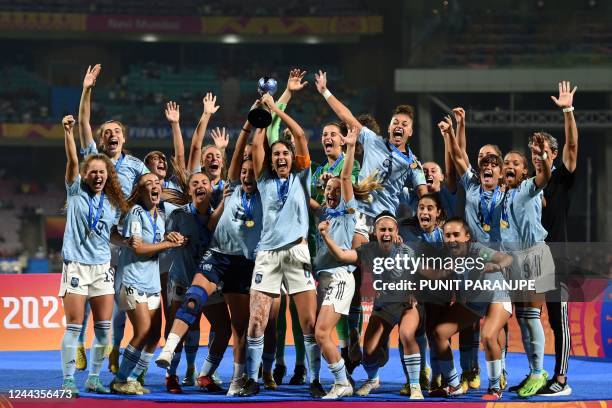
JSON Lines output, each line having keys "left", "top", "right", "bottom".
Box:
{"left": 0, "top": 347, "right": 610, "bottom": 402}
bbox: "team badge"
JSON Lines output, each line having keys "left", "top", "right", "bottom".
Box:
{"left": 70, "top": 277, "right": 79, "bottom": 288}
{"left": 255, "top": 273, "right": 263, "bottom": 284}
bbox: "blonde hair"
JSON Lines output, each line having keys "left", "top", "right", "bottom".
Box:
{"left": 201, "top": 144, "right": 227, "bottom": 180}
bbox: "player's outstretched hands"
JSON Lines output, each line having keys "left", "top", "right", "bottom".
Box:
{"left": 315, "top": 70, "right": 328, "bottom": 94}
{"left": 551, "top": 81, "right": 577, "bottom": 109}
{"left": 165, "top": 101, "right": 180, "bottom": 123}
{"left": 211, "top": 127, "right": 229, "bottom": 151}
{"left": 287, "top": 68, "right": 308, "bottom": 93}
{"left": 203, "top": 92, "right": 220, "bottom": 115}
{"left": 83, "top": 64, "right": 101, "bottom": 89}
{"left": 341, "top": 126, "right": 358, "bottom": 147}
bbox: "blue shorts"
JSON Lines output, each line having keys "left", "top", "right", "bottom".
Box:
{"left": 198, "top": 250, "right": 254, "bottom": 295}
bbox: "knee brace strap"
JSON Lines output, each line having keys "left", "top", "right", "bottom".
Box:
{"left": 175, "top": 286, "right": 208, "bottom": 326}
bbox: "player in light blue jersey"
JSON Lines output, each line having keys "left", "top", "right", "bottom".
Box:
{"left": 76, "top": 65, "right": 149, "bottom": 373}
{"left": 226, "top": 92, "right": 320, "bottom": 398}
{"left": 314, "top": 70, "right": 427, "bottom": 234}
{"left": 428, "top": 218, "right": 513, "bottom": 401}
{"left": 312, "top": 125, "right": 365, "bottom": 399}
{"left": 58, "top": 115, "right": 128, "bottom": 396}
{"left": 187, "top": 92, "right": 228, "bottom": 209}
{"left": 443, "top": 115, "right": 505, "bottom": 387}
{"left": 322, "top": 211, "right": 424, "bottom": 399}
{"left": 399, "top": 194, "right": 445, "bottom": 245}
{"left": 397, "top": 193, "right": 444, "bottom": 392}
{"left": 158, "top": 121, "right": 264, "bottom": 396}
{"left": 110, "top": 173, "right": 186, "bottom": 395}
{"left": 397, "top": 162, "right": 458, "bottom": 220}
{"left": 500, "top": 136, "right": 554, "bottom": 398}
{"left": 157, "top": 170, "right": 231, "bottom": 394}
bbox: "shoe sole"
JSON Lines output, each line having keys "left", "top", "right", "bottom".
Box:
{"left": 156, "top": 359, "right": 171, "bottom": 369}
{"left": 538, "top": 387, "right": 572, "bottom": 397}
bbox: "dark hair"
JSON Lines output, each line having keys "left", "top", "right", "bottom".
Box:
{"left": 444, "top": 216, "right": 473, "bottom": 239}
{"left": 322, "top": 121, "right": 348, "bottom": 137}
{"left": 528, "top": 131, "right": 558, "bottom": 153}
{"left": 374, "top": 210, "right": 397, "bottom": 226}
{"left": 504, "top": 150, "right": 530, "bottom": 181}
{"left": 357, "top": 114, "right": 381, "bottom": 135}
{"left": 392, "top": 104, "right": 415, "bottom": 120}
{"left": 479, "top": 144, "right": 502, "bottom": 158}
{"left": 417, "top": 193, "right": 446, "bottom": 223}
{"left": 478, "top": 153, "right": 503, "bottom": 173}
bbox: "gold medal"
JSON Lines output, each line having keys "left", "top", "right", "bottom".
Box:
{"left": 410, "top": 162, "right": 418, "bottom": 169}
{"left": 500, "top": 220, "right": 509, "bottom": 229}
{"left": 482, "top": 223, "right": 491, "bottom": 232}
{"left": 346, "top": 208, "right": 355, "bottom": 214}
{"left": 245, "top": 220, "right": 255, "bottom": 228}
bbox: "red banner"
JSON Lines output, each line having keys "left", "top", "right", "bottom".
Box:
{"left": 0, "top": 274, "right": 608, "bottom": 357}
{"left": 87, "top": 15, "right": 201, "bottom": 33}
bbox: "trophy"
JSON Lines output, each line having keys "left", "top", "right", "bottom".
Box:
{"left": 247, "top": 76, "right": 278, "bottom": 128}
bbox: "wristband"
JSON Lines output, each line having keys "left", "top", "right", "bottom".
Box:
{"left": 562, "top": 106, "right": 574, "bottom": 113}
{"left": 323, "top": 89, "right": 332, "bottom": 100}
{"left": 242, "top": 127, "right": 251, "bottom": 133}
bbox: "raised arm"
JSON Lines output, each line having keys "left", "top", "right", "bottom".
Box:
{"left": 441, "top": 116, "right": 469, "bottom": 176}
{"left": 63, "top": 115, "right": 79, "bottom": 184}
{"left": 228, "top": 120, "right": 253, "bottom": 182}
{"left": 261, "top": 93, "right": 310, "bottom": 169}
{"left": 251, "top": 127, "right": 267, "bottom": 180}
{"left": 340, "top": 126, "right": 357, "bottom": 202}
{"left": 318, "top": 221, "right": 358, "bottom": 264}
{"left": 443, "top": 117, "right": 457, "bottom": 193}
{"left": 315, "top": 70, "right": 362, "bottom": 131}
{"left": 187, "top": 92, "right": 219, "bottom": 172}
{"left": 531, "top": 133, "right": 552, "bottom": 188}
{"left": 78, "top": 64, "right": 101, "bottom": 149}
{"left": 551, "top": 81, "right": 578, "bottom": 173}
{"left": 276, "top": 68, "right": 308, "bottom": 107}
{"left": 452, "top": 107, "right": 470, "bottom": 168}
{"left": 165, "top": 101, "right": 185, "bottom": 170}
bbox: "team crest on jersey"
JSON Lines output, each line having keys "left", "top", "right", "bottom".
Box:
{"left": 255, "top": 273, "right": 263, "bottom": 284}
{"left": 70, "top": 277, "right": 79, "bottom": 288}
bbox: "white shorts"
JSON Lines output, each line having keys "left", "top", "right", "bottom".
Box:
{"left": 354, "top": 210, "right": 373, "bottom": 239}
{"left": 507, "top": 242, "right": 556, "bottom": 294}
{"left": 167, "top": 278, "right": 225, "bottom": 306}
{"left": 317, "top": 268, "right": 355, "bottom": 316}
{"left": 251, "top": 243, "right": 315, "bottom": 295}
{"left": 59, "top": 261, "right": 115, "bottom": 298}
{"left": 119, "top": 284, "right": 161, "bottom": 311}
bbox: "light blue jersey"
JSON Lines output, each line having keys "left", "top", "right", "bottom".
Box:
{"left": 61, "top": 176, "right": 121, "bottom": 265}
{"left": 399, "top": 223, "right": 444, "bottom": 245}
{"left": 119, "top": 204, "right": 165, "bottom": 293}
{"left": 257, "top": 167, "right": 311, "bottom": 251}
{"left": 158, "top": 200, "right": 182, "bottom": 273}
{"left": 460, "top": 168, "right": 503, "bottom": 246}
{"left": 500, "top": 178, "right": 547, "bottom": 251}
{"left": 397, "top": 185, "right": 457, "bottom": 219}
{"left": 357, "top": 126, "right": 426, "bottom": 217}
{"left": 167, "top": 203, "right": 213, "bottom": 287}
{"left": 211, "top": 182, "right": 263, "bottom": 260}
{"left": 162, "top": 177, "right": 181, "bottom": 191}
{"left": 314, "top": 197, "right": 357, "bottom": 273}
{"left": 81, "top": 142, "right": 148, "bottom": 197}
{"left": 458, "top": 242, "right": 509, "bottom": 310}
